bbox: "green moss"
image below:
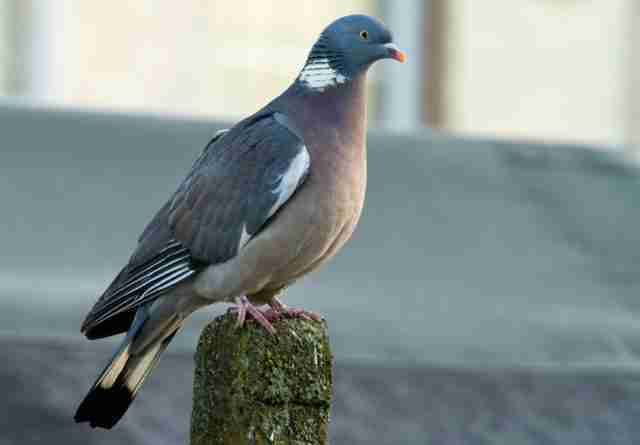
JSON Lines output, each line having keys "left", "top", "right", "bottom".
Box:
{"left": 190, "top": 313, "right": 332, "bottom": 445}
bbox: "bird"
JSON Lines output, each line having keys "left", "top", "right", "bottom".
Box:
{"left": 74, "top": 14, "right": 405, "bottom": 429}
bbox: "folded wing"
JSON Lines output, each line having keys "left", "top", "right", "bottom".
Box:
{"left": 81, "top": 114, "right": 310, "bottom": 338}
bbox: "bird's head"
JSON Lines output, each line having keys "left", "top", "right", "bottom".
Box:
{"left": 298, "top": 14, "right": 406, "bottom": 93}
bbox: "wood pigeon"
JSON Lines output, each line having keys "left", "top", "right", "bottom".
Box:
{"left": 74, "top": 14, "right": 405, "bottom": 429}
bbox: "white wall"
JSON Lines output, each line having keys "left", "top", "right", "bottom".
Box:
{"left": 18, "top": 1, "right": 377, "bottom": 120}
{"left": 444, "top": 0, "right": 632, "bottom": 148}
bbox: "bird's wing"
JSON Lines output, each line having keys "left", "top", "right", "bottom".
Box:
{"left": 81, "top": 115, "right": 309, "bottom": 337}
{"left": 169, "top": 112, "right": 310, "bottom": 264}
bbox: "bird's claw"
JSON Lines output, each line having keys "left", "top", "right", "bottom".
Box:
{"left": 230, "top": 296, "right": 277, "bottom": 335}
{"left": 229, "top": 296, "right": 322, "bottom": 335}
{"left": 268, "top": 297, "right": 322, "bottom": 322}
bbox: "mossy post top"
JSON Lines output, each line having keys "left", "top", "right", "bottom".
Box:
{"left": 191, "top": 313, "right": 332, "bottom": 445}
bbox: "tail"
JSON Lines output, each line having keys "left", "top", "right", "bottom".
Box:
{"left": 74, "top": 308, "right": 180, "bottom": 429}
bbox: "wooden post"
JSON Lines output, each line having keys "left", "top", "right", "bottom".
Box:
{"left": 190, "top": 312, "right": 332, "bottom": 445}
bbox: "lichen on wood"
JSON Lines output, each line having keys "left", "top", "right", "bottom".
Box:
{"left": 190, "top": 312, "right": 332, "bottom": 445}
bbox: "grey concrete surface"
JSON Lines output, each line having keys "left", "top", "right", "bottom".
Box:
{"left": 3, "top": 337, "right": 640, "bottom": 445}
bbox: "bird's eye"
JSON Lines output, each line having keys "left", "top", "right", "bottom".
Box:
{"left": 359, "top": 30, "right": 369, "bottom": 40}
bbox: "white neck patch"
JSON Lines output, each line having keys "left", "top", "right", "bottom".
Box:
{"left": 298, "top": 58, "right": 348, "bottom": 92}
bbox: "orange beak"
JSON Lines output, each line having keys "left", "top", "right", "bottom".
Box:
{"left": 384, "top": 43, "right": 407, "bottom": 63}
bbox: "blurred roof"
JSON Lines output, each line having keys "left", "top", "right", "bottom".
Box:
{"left": 2, "top": 104, "right": 640, "bottom": 369}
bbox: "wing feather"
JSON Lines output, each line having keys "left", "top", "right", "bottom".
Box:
{"left": 81, "top": 240, "right": 195, "bottom": 332}
{"left": 168, "top": 112, "right": 310, "bottom": 264}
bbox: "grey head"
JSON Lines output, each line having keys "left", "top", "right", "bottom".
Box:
{"left": 297, "top": 14, "right": 405, "bottom": 93}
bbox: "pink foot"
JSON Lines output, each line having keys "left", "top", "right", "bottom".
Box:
{"left": 266, "top": 297, "right": 322, "bottom": 322}
{"left": 230, "top": 296, "right": 277, "bottom": 335}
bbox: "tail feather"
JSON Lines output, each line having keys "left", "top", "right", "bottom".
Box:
{"left": 74, "top": 312, "right": 179, "bottom": 429}
{"left": 74, "top": 379, "right": 134, "bottom": 429}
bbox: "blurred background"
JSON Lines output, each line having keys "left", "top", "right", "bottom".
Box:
{"left": 2, "top": 1, "right": 640, "bottom": 444}
{"left": 3, "top": 1, "right": 640, "bottom": 149}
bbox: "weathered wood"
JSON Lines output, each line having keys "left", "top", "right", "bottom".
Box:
{"left": 190, "top": 312, "right": 332, "bottom": 445}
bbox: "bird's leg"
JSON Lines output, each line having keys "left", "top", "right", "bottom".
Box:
{"left": 231, "top": 296, "right": 277, "bottom": 335}
{"left": 267, "top": 297, "right": 322, "bottom": 322}
{"left": 228, "top": 296, "right": 321, "bottom": 334}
